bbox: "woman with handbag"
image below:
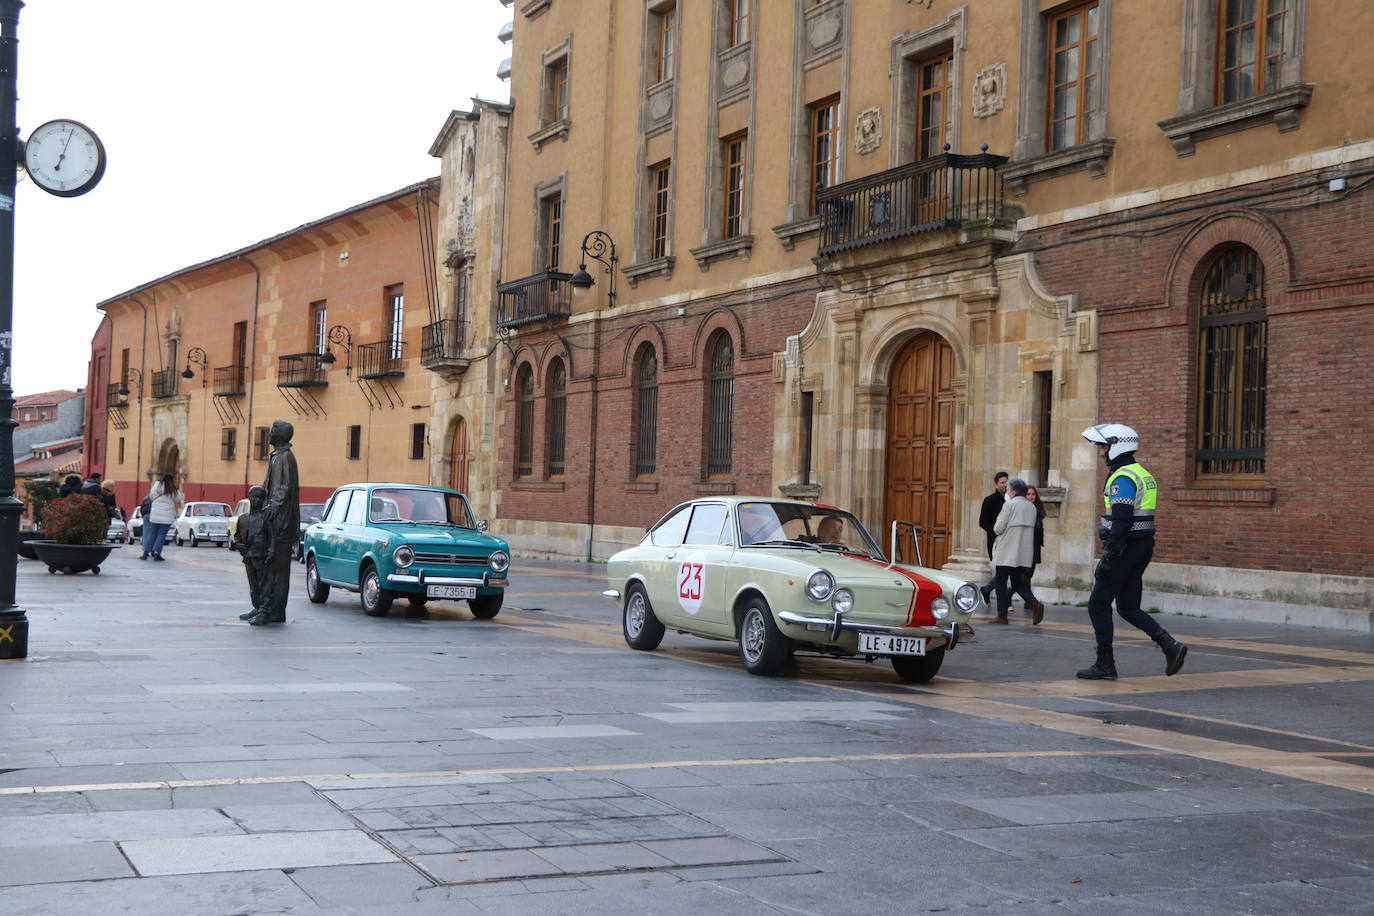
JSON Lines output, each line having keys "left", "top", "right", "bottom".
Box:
{"left": 140, "top": 474, "right": 183, "bottom": 560}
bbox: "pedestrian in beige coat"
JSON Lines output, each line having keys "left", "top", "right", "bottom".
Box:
{"left": 988, "top": 478, "right": 1045, "bottom": 625}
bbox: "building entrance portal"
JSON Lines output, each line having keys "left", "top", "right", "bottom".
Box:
{"left": 448, "top": 417, "right": 469, "bottom": 494}
{"left": 883, "top": 332, "right": 955, "bottom": 569}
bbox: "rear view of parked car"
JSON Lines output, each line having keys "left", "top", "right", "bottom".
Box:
{"left": 173, "top": 501, "right": 233, "bottom": 547}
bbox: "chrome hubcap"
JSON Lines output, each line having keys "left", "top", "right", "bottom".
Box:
{"left": 742, "top": 610, "right": 764, "bottom": 661}
{"left": 363, "top": 573, "right": 378, "bottom": 606}
{"left": 307, "top": 563, "right": 318, "bottom": 590}
{"left": 626, "top": 593, "right": 645, "bottom": 636}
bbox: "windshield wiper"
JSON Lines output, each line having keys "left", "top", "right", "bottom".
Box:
{"left": 747, "top": 539, "right": 821, "bottom": 552}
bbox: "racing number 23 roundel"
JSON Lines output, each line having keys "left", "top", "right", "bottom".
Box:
{"left": 676, "top": 552, "right": 707, "bottom": 615}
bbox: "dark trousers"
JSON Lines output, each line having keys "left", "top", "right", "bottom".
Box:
{"left": 1087, "top": 537, "right": 1163, "bottom": 648}
{"left": 242, "top": 558, "right": 266, "bottom": 611}
{"left": 993, "top": 566, "right": 1037, "bottom": 617}
{"left": 261, "top": 543, "right": 294, "bottom": 619}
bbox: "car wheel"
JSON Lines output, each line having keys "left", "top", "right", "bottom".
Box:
{"left": 175, "top": 534, "right": 184, "bottom": 547}
{"left": 890, "top": 647, "right": 946, "bottom": 683}
{"left": 408, "top": 595, "right": 428, "bottom": 608}
{"left": 738, "top": 597, "right": 791, "bottom": 676}
{"left": 360, "top": 564, "right": 393, "bottom": 616}
{"left": 468, "top": 593, "right": 503, "bottom": 619}
{"left": 190, "top": 533, "right": 198, "bottom": 548}
{"left": 306, "top": 557, "right": 330, "bottom": 604}
{"left": 622, "top": 583, "right": 664, "bottom": 651}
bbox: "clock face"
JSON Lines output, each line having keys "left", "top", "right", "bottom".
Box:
{"left": 23, "top": 119, "right": 106, "bottom": 198}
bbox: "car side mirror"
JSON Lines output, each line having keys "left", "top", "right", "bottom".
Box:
{"left": 476, "top": 520, "right": 488, "bottom": 533}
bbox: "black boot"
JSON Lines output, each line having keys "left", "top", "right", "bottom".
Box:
{"left": 1076, "top": 646, "right": 1117, "bottom": 680}
{"left": 239, "top": 609, "right": 258, "bottom": 621}
{"left": 1153, "top": 632, "right": 1188, "bottom": 676}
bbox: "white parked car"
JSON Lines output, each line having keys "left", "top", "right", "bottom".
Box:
{"left": 125, "top": 506, "right": 144, "bottom": 544}
{"left": 173, "top": 501, "right": 233, "bottom": 547}
{"left": 106, "top": 508, "right": 127, "bottom": 544}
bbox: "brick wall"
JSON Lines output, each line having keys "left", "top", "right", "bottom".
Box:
{"left": 498, "top": 276, "right": 817, "bottom": 530}
{"left": 1021, "top": 162, "right": 1374, "bottom": 578}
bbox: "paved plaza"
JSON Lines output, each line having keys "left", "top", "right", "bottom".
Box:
{"left": 2, "top": 544, "right": 1373, "bottom": 914}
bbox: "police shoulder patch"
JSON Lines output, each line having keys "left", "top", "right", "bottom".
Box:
{"left": 1110, "top": 484, "right": 1120, "bottom": 495}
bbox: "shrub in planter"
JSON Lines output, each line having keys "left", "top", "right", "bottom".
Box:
{"left": 41, "top": 494, "right": 109, "bottom": 545}
{"left": 24, "top": 478, "right": 60, "bottom": 530}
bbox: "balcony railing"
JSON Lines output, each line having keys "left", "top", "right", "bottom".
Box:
{"left": 277, "top": 352, "right": 329, "bottom": 388}
{"left": 421, "top": 318, "right": 466, "bottom": 367}
{"left": 150, "top": 368, "right": 178, "bottom": 399}
{"left": 357, "top": 339, "right": 405, "bottom": 379}
{"left": 107, "top": 382, "right": 127, "bottom": 406}
{"left": 497, "top": 269, "right": 573, "bottom": 330}
{"left": 816, "top": 149, "right": 1009, "bottom": 256}
{"left": 214, "top": 364, "right": 247, "bottom": 397}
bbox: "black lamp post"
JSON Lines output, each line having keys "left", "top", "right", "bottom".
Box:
{"left": 180, "top": 347, "right": 208, "bottom": 387}
{"left": 0, "top": 1, "right": 25, "bottom": 659}
{"left": 320, "top": 324, "right": 352, "bottom": 375}
{"left": 117, "top": 367, "right": 142, "bottom": 399}
{"left": 568, "top": 230, "right": 618, "bottom": 308}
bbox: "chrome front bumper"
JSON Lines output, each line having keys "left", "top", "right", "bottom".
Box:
{"left": 777, "top": 610, "right": 961, "bottom": 650}
{"left": 387, "top": 570, "right": 509, "bottom": 588}
{"left": 603, "top": 589, "right": 621, "bottom": 602}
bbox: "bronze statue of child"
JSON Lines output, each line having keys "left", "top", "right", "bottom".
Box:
{"left": 233, "top": 486, "right": 271, "bottom": 624}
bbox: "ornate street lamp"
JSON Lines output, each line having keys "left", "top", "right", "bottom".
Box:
{"left": 320, "top": 324, "right": 352, "bottom": 375}
{"left": 117, "top": 367, "right": 143, "bottom": 399}
{"left": 568, "top": 230, "right": 618, "bottom": 308}
{"left": 180, "top": 347, "right": 208, "bottom": 386}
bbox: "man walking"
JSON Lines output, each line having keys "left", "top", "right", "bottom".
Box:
{"left": 978, "top": 471, "right": 1008, "bottom": 603}
{"left": 1076, "top": 424, "right": 1187, "bottom": 679}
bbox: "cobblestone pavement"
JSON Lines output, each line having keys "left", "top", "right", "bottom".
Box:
{"left": 2, "top": 543, "right": 1373, "bottom": 914}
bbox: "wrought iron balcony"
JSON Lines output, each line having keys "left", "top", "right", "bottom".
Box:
{"left": 816, "top": 149, "right": 1010, "bottom": 256}
{"left": 357, "top": 339, "right": 405, "bottom": 379}
{"left": 107, "top": 382, "right": 127, "bottom": 406}
{"left": 150, "top": 368, "right": 178, "bottom": 399}
{"left": 420, "top": 318, "right": 471, "bottom": 379}
{"left": 214, "top": 364, "right": 247, "bottom": 397}
{"left": 497, "top": 269, "right": 573, "bottom": 330}
{"left": 277, "top": 352, "right": 329, "bottom": 388}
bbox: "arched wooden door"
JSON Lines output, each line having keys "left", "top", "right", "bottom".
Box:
{"left": 448, "top": 417, "right": 470, "bottom": 494}
{"left": 884, "top": 332, "right": 955, "bottom": 568}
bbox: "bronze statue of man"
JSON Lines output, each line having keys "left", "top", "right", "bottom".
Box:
{"left": 248, "top": 420, "right": 299, "bottom": 626}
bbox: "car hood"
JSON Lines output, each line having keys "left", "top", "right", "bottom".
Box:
{"left": 389, "top": 527, "right": 508, "bottom": 551}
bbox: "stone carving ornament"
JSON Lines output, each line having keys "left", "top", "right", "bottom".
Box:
{"left": 855, "top": 106, "right": 882, "bottom": 155}
{"left": 973, "top": 63, "right": 1007, "bottom": 119}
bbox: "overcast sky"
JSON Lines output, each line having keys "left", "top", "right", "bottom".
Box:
{"left": 13, "top": 0, "right": 512, "bottom": 395}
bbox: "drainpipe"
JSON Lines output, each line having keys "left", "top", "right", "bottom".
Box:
{"left": 128, "top": 294, "right": 150, "bottom": 487}
{"left": 237, "top": 254, "right": 261, "bottom": 493}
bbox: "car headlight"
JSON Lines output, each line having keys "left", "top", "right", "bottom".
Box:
{"left": 805, "top": 569, "right": 835, "bottom": 601}
{"left": 393, "top": 546, "right": 414, "bottom": 568}
{"left": 489, "top": 550, "right": 509, "bottom": 573}
{"left": 931, "top": 596, "right": 950, "bottom": 620}
{"left": 955, "top": 583, "right": 979, "bottom": 612}
{"left": 831, "top": 588, "right": 854, "bottom": 614}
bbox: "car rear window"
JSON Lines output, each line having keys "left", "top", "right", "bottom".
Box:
{"left": 683, "top": 504, "right": 729, "bottom": 546}
{"left": 191, "top": 504, "right": 228, "bottom": 517}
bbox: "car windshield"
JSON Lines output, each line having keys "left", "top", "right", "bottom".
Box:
{"left": 736, "top": 502, "right": 883, "bottom": 559}
{"left": 368, "top": 488, "right": 474, "bottom": 527}
{"left": 300, "top": 503, "right": 326, "bottom": 523}
{"left": 191, "top": 504, "right": 228, "bottom": 517}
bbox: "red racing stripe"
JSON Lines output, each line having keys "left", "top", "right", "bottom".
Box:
{"left": 847, "top": 554, "right": 943, "bottom": 626}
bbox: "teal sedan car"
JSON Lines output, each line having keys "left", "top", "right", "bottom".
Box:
{"left": 302, "top": 483, "right": 510, "bottom": 618}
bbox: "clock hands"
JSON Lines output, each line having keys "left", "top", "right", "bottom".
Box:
{"left": 53, "top": 128, "right": 74, "bottom": 172}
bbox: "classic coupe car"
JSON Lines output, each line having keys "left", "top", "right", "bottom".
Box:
{"left": 302, "top": 482, "right": 509, "bottom": 618}
{"left": 605, "top": 497, "right": 983, "bottom": 681}
{"left": 173, "top": 501, "right": 233, "bottom": 547}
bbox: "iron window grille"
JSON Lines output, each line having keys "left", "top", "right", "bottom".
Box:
{"left": 706, "top": 333, "right": 734, "bottom": 477}
{"left": 516, "top": 365, "right": 535, "bottom": 477}
{"left": 1197, "top": 244, "right": 1268, "bottom": 478}
{"left": 546, "top": 360, "right": 566, "bottom": 477}
{"left": 635, "top": 346, "right": 659, "bottom": 476}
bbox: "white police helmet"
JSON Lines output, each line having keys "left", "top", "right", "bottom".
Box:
{"left": 1082, "top": 423, "right": 1139, "bottom": 461}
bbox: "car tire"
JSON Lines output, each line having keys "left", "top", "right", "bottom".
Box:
{"left": 738, "top": 598, "right": 791, "bottom": 676}
{"left": 306, "top": 557, "right": 330, "bottom": 604}
{"left": 408, "top": 596, "right": 428, "bottom": 608}
{"left": 175, "top": 534, "right": 184, "bottom": 547}
{"left": 360, "top": 564, "right": 393, "bottom": 616}
{"left": 890, "top": 647, "right": 946, "bottom": 683}
{"left": 622, "top": 583, "right": 664, "bottom": 651}
{"left": 190, "top": 533, "right": 198, "bottom": 548}
{"left": 468, "top": 593, "right": 503, "bottom": 619}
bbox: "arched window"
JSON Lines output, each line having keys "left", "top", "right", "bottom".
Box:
{"left": 1197, "top": 244, "right": 1267, "bottom": 478}
{"left": 546, "top": 358, "right": 567, "bottom": 477}
{"left": 706, "top": 332, "right": 734, "bottom": 477}
{"left": 516, "top": 364, "right": 535, "bottom": 478}
{"left": 634, "top": 345, "right": 659, "bottom": 477}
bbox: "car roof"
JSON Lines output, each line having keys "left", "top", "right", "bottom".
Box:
{"left": 336, "top": 482, "right": 464, "bottom": 496}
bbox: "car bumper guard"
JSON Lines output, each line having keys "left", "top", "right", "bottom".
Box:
{"left": 387, "top": 570, "right": 509, "bottom": 589}
{"left": 777, "top": 610, "right": 960, "bottom": 651}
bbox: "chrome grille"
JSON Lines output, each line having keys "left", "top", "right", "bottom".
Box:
{"left": 414, "top": 552, "right": 489, "bottom": 566}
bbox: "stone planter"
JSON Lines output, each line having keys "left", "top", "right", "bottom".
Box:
{"left": 16, "top": 530, "right": 42, "bottom": 561}
{"left": 30, "top": 540, "right": 118, "bottom": 575}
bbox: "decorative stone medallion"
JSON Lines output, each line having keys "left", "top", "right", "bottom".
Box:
{"left": 855, "top": 106, "right": 882, "bottom": 155}
{"left": 972, "top": 63, "right": 1007, "bottom": 119}
{"left": 807, "top": 9, "right": 842, "bottom": 51}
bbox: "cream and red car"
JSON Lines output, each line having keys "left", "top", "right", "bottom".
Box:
{"left": 605, "top": 497, "right": 983, "bottom": 681}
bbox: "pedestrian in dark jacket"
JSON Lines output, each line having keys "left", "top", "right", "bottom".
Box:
{"left": 977, "top": 471, "right": 1009, "bottom": 603}
{"left": 80, "top": 472, "right": 102, "bottom": 496}
{"left": 58, "top": 474, "right": 83, "bottom": 499}
{"left": 1026, "top": 484, "right": 1047, "bottom": 576}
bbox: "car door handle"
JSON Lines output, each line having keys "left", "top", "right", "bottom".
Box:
{"left": 665, "top": 551, "right": 676, "bottom": 560}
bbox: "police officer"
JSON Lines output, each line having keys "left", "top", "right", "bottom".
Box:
{"left": 1077, "top": 424, "right": 1187, "bottom": 680}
